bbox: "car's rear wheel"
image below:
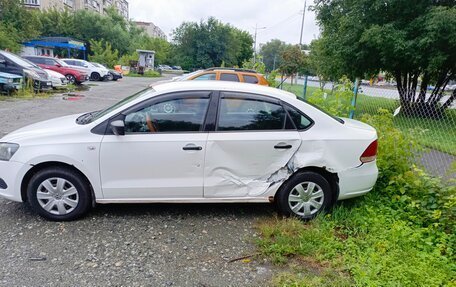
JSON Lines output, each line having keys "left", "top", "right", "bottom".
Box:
{"left": 65, "top": 74, "right": 76, "bottom": 84}
{"left": 27, "top": 167, "right": 92, "bottom": 221}
{"left": 90, "top": 72, "right": 101, "bottom": 81}
{"left": 276, "top": 171, "right": 333, "bottom": 220}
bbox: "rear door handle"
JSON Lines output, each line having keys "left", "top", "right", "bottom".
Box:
{"left": 183, "top": 145, "right": 202, "bottom": 151}
{"left": 274, "top": 144, "right": 292, "bottom": 149}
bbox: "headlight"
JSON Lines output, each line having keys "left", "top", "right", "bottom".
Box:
{"left": 7, "top": 79, "right": 13, "bottom": 83}
{"left": 0, "top": 143, "right": 20, "bottom": 161}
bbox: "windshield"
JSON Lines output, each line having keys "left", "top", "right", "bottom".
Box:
{"left": 77, "top": 88, "right": 155, "bottom": 124}
{"left": 92, "top": 62, "right": 106, "bottom": 69}
{"left": 55, "top": 58, "right": 69, "bottom": 67}
{"left": 3, "top": 51, "right": 36, "bottom": 68}
{"left": 178, "top": 70, "right": 203, "bottom": 81}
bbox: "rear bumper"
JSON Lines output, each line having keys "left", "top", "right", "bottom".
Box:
{"left": 0, "top": 160, "right": 27, "bottom": 202}
{"left": 337, "top": 161, "right": 378, "bottom": 200}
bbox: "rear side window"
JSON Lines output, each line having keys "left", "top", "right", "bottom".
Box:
{"left": 285, "top": 105, "right": 313, "bottom": 130}
{"left": 217, "top": 94, "right": 286, "bottom": 131}
{"left": 220, "top": 73, "right": 240, "bottom": 82}
{"left": 243, "top": 75, "right": 259, "bottom": 84}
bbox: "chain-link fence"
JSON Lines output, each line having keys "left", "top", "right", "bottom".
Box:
{"left": 281, "top": 78, "right": 455, "bottom": 179}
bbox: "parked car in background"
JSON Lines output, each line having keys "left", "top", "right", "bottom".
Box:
{"left": 61, "top": 59, "right": 109, "bottom": 81}
{"left": 91, "top": 62, "right": 123, "bottom": 81}
{"left": 0, "top": 72, "right": 22, "bottom": 93}
{"left": 24, "top": 56, "right": 89, "bottom": 85}
{"left": 0, "top": 51, "right": 52, "bottom": 91}
{"left": 0, "top": 81, "right": 378, "bottom": 221}
{"left": 44, "top": 69, "right": 67, "bottom": 89}
{"left": 178, "top": 68, "right": 269, "bottom": 86}
{"left": 171, "top": 66, "right": 182, "bottom": 70}
{"left": 157, "top": 65, "right": 173, "bottom": 71}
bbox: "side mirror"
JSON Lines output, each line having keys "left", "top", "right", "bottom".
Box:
{"left": 110, "top": 120, "right": 125, "bottom": 136}
{"left": 55, "top": 64, "right": 62, "bottom": 67}
{"left": 83, "top": 64, "right": 89, "bottom": 68}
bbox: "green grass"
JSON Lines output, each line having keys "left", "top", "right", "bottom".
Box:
{"left": 125, "top": 70, "right": 161, "bottom": 78}
{"left": 282, "top": 83, "right": 456, "bottom": 155}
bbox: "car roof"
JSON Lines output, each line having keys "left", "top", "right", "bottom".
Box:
{"left": 152, "top": 80, "right": 297, "bottom": 100}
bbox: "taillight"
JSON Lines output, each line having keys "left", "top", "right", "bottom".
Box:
{"left": 360, "top": 140, "right": 378, "bottom": 163}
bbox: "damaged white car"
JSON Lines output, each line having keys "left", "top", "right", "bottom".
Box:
{"left": 0, "top": 81, "right": 378, "bottom": 221}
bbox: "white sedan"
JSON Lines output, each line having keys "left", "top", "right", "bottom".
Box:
{"left": 0, "top": 81, "right": 378, "bottom": 221}
{"left": 44, "top": 69, "right": 68, "bottom": 89}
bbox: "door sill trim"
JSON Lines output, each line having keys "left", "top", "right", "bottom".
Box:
{"left": 96, "top": 197, "right": 269, "bottom": 204}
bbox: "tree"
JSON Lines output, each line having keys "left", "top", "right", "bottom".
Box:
{"left": 0, "top": 0, "right": 41, "bottom": 46}
{"left": 88, "top": 39, "right": 119, "bottom": 67}
{"left": 172, "top": 17, "right": 253, "bottom": 70}
{"left": 313, "top": 0, "right": 456, "bottom": 117}
{"left": 259, "top": 39, "right": 288, "bottom": 72}
{"left": 279, "top": 45, "right": 307, "bottom": 83}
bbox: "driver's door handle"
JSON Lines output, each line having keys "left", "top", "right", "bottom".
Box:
{"left": 274, "top": 144, "right": 292, "bottom": 149}
{"left": 183, "top": 145, "right": 202, "bottom": 151}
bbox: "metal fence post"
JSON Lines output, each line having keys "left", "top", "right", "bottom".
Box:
{"left": 349, "top": 78, "right": 360, "bottom": 119}
{"left": 302, "top": 75, "right": 308, "bottom": 100}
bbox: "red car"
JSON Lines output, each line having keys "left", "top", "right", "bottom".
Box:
{"left": 23, "top": 56, "right": 89, "bottom": 85}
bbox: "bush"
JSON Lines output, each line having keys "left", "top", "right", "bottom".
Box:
{"left": 306, "top": 76, "right": 353, "bottom": 117}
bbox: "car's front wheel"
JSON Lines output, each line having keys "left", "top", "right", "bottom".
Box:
{"left": 27, "top": 167, "right": 92, "bottom": 221}
{"left": 65, "top": 74, "right": 76, "bottom": 84}
{"left": 90, "top": 72, "right": 101, "bottom": 81}
{"left": 276, "top": 171, "right": 333, "bottom": 220}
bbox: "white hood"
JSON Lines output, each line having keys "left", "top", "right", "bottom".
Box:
{"left": 1, "top": 114, "right": 84, "bottom": 144}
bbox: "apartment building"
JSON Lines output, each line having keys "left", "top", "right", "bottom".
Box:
{"left": 134, "top": 21, "right": 167, "bottom": 40}
{"left": 21, "top": 0, "right": 129, "bottom": 19}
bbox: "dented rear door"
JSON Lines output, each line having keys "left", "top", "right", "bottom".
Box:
{"left": 203, "top": 92, "right": 301, "bottom": 198}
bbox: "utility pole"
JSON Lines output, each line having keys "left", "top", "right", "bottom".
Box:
{"left": 253, "top": 24, "right": 266, "bottom": 64}
{"left": 299, "top": 0, "right": 307, "bottom": 50}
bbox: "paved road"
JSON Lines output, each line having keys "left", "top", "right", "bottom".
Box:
{"left": 0, "top": 77, "right": 275, "bottom": 287}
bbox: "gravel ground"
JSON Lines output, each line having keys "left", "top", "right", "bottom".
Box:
{"left": 0, "top": 77, "right": 276, "bottom": 287}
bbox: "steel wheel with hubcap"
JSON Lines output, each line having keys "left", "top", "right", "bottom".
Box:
{"left": 277, "top": 171, "right": 333, "bottom": 219}
{"left": 27, "top": 167, "right": 92, "bottom": 221}
{"left": 36, "top": 178, "right": 79, "bottom": 215}
{"left": 288, "top": 182, "right": 325, "bottom": 217}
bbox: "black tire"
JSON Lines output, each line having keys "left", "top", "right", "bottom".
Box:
{"left": 106, "top": 73, "right": 114, "bottom": 81}
{"left": 27, "top": 167, "right": 92, "bottom": 221}
{"left": 90, "top": 72, "right": 101, "bottom": 81}
{"left": 65, "top": 74, "right": 76, "bottom": 84}
{"left": 276, "top": 171, "right": 333, "bottom": 220}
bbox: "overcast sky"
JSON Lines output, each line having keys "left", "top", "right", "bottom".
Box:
{"left": 129, "top": 0, "right": 320, "bottom": 46}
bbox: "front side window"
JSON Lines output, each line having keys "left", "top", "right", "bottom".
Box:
{"left": 125, "top": 96, "right": 210, "bottom": 133}
{"left": 193, "top": 73, "right": 216, "bottom": 81}
{"left": 217, "top": 94, "right": 286, "bottom": 131}
{"left": 220, "top": 73, "right": 240, "bottom": 82}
